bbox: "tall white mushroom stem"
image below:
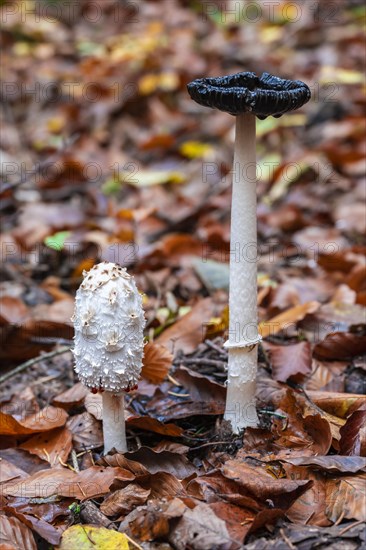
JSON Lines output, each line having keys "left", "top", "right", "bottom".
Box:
{"left": 224, "top": 112, "right": 261, "bottom": 433}
{"left": 102, "top": 392, "right": 127, "bottom": 454}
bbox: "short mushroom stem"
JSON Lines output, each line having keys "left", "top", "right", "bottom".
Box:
{"left": 224, "top": 112, "right": 260, "bottom": 433}
{"left": 102, "top": 392, "right": 127, "bottom": 454}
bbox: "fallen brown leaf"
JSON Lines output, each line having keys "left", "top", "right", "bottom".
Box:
{"left": 125, "top": 446, "right": 195, "bottom": 477}
{"left": 2, "top": 466, "right": 134, "bottom": 500}
{"left": 19, "top": 426, "right": 72, "bottom": 465}
{"left": 0, "top": 406, "right": 68, "bottom": 436}
{"left": 221, "top": 460, "right": 312, "bottom": 509}
{"left": 339, "top": 408, "right": 366, "bottom": 456}
{"left": 100, "top": 483, "right": 151, "bottom": 517}
{"left": 169, "top": 503, "right": 231, "bottom": 550}
{"left": 66, "top": 412, "right": 103, "bottom": 451}
{"left": 325, "top": 475, "right": 366, "bottom": 522}
{"left": 141, "top": 342, "right": 173, "bottom": 383}
{"left": 314, "top": 331, "right": 366, "bottom": 360}
{"left": 0, "top": 515, "right": 36, "bottom": 550}
{"left": 268, "top": 341, "right": 312, "bottom": 383}
{"left": 259, "top": 301, "right": 320, "bottom": 339}
{"left": 156, "top": 298, "right": 216, "bottom": 354}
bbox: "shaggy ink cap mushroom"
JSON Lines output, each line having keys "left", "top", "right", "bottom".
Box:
{"left": 72, "top": 262, "right": 146, "bottom": 454}
{"left": 187, "top": 71, "right": 311, "bottom": 118}
{"left": 187, "top": 70, "right": 311, "bottom": 434}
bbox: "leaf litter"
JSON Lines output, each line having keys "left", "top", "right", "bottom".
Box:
{"left": 0, "top": 1, "right": 365, "bottom": 548}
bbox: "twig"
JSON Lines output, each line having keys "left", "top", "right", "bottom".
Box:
{"left": 189, "top": 441, "right": 233, "bottom": 450}
{"left": 176, "top": 358, "right": 227, "bottom": 369}
{"left": 0, "top": 346, "right": 71, "bottom": 384}
{"left": 204, "top": 339, "right": 228, "bottom": 357}
{"left": 339, "top": 520, "right": 364, "bottom": 535}
{"left": 168, "top": 391, "right": 190, "bottom": 397}
{"left": 167, "top": 373, "right": 182, "bottom": 386}
{"left": 280, "top": 528, "right": 296, "bottom": 550}
{"left": 71, "top": 450, "right": 80, "bottom": 472}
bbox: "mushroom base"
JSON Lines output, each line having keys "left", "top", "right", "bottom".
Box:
{"left": 224, "top": 346, "right": 259, "bottom": 432}
{"left": 102, "top": 392, "right": 127, "bottom": 454}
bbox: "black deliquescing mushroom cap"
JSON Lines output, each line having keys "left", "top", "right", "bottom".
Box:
{"left": 187, "top": 71, "right": 311, "bottom": 119}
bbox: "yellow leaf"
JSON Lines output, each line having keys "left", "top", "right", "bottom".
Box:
{"left": 179, "top": 141, "right": 214, "bottom": 159}
{"left": 56, "top": 524, "right": 129, "bottom": 550}
{"left": 320, "top": 66, "right": 365, "bottom": 84}
{"left": 139, "top": 72, "right": 179, "bottom": 95}
{"left": 259, "top": 301, "right": 320, "bottom": 339}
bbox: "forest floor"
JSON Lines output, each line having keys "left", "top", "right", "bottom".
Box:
{"left": 0, "top": 1, "right": 365, "bottom": 548}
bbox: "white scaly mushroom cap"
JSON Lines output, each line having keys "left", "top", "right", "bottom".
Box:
{"left": 72, "top": 262, "right": 145, "bottom": 393}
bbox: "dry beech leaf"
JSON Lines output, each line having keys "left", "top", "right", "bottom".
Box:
{"left": 0, "top": 406, "right": 68, "bottom": 436}
{"left": 280, "top": 456, "right": 366, "bottom": 473}
{"left": 306, "top": 391, "right": 366, "bottom": 419}
{"left": 259, "top": 301, "right": 320, "bottom": 339}
{"left": 99, "top": 452, "right": 147, "bottom": 477}
{"left": 66, "top": 412, "right": 103, "bottom": 451}
{"left": 141, "top": 342, "right": 173, "bottom": 383}
{"left": 137, "top": 471, "right": 185, "bottom": 500}
{"left": 209, "top": 501, "right": 254, "bottom": 543}
{"left": 2, "top": 466, "right": 134, "bottom": 500}
{"left": 156, "top": 298, "right": 216, "bottom": 354}
{"left": 121, "top": 499, "right": 173, "bottom": 541}
{"left": 169, "top": 503, "right": 231, "bottom": 550}
{"left": 314, "top": 331, "right": 366, "bottom": 360}
{"left": 283, "top": 464, "right": 330, "bottom": 527}
{"left": 125, "top": 446, "right": 195, "bottom": 478}
{"left": 174, "top": 366, "right": 226, "bottom": 403}
{"left": 84, "top": 392, "right": 103, "bottom": 420}
{"left": 0, "top": 448, "right": 49, "bottom": 475}
{"left": 100, "top": 483, "right": 151, "bottom": 517}
{"left": 52, "top": 383, "right": 89, "bottom": 410}
{"left": 127, "top": 415, "right": 183, "bottom": 437}
{"left": 187, "top": 470, "right": 261, "bottom": 512}
{"left": 268, "top": 341, "right": 312, "bottom": 383}
{"left": 3, "top": 501, "right": 64, "bottom": 546}
{"left": 0, "top": 515, "right": 37, "bottom": 550}
{"left": 0, "top": 458, "right": 28, "bottom": 483}
{"left": 325, "top": 475, "right": 366, "bottom": 522}
{"left": 273, "top": 390, "right": 332, "bottom": 456}
{"left": 20, "top": 426, "right": 72, "bottom": 465}
{"left": 221, "top": 460, "right": 311, "bottom": 509}
{"left": 339, "top": 408, "right": 366, "bottom": 456}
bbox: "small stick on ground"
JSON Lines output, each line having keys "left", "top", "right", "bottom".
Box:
{"left": 204, "top": 339, "right": 228, "bottom": 357}
{"left": 177, "top": 358, "right": 227, "bottom": 369}
{"left": 0, "top": 346, "right": 70, "bottom": 385}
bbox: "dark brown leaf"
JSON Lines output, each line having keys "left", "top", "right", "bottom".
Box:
{"left": 268, "top": 341, "right": 312, "bottom": 383}
{"left": 339, "top": 408, "right": 366, "bottom": 456}
{"left": 127, "top": 415, "right": 183, "bottom": 437}
{"left": 169, "top": 503, "right": 231, "bottom": 550}
{"left": 174, "top": 366, "right": 226, "bottom": 402}
{"left": 314, "top": 331, "right": 366, "bottom": 360}
{"left": 221, "top": 460, "right": 312, "bottom": 510}
{"left": 100, "top": 483, "right": 151, "bottom": 517}
{"left": 125, "top": 446, "right": 195, "bottom": 477}
{"left": 0, "top": 515, "right": 36, "bottom": 550}
{"left": 281, "top": 455, "right": 366, "bottom": 473}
